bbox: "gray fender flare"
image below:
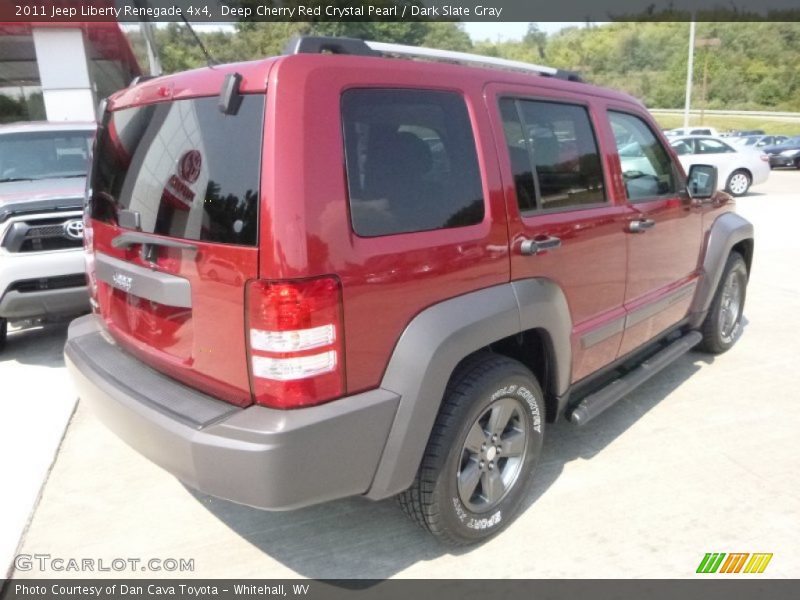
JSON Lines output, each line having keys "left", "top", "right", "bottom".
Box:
{"left": 688, "top": 211, "right": 754, "bottom": 328}
{"left": 365, "top": 280, "right": 572, "bottom": 500}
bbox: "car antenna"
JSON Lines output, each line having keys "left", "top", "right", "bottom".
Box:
{"left": 179, "top": 14, "right": 218, "bottom": 68}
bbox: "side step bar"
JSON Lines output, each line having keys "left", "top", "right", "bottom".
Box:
{"left": 568, "top": 331, "right": 703, "bottom": 427}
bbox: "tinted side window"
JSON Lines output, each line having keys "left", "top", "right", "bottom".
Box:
{"left": 341, "top": 89, "right": 484, "bottom": 237}
{"left": 609, "top": 111, "right": 676, "bottom": 201}
{"left": 499, "top": 98, "right": 605, "bottom": 212}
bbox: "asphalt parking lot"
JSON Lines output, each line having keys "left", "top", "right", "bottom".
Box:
{"left": 3, "top": 170, "right": 800, "bottom": 579}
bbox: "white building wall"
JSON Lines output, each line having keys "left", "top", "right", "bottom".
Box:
{"left": 31, "top": 28, "right": 96, "bottom": 121}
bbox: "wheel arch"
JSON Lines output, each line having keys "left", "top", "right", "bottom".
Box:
{"left": 364, "top": 279, "right": 572, "bottom": 500}
{"left": 689, "top": 211, "right": 754, "bottom": 329}
{"left": 732, "top": 237, "right": 754, "bottom": 276}
{"left": 732, "top": 167, "right": 752, "bottom": 180}
{"left": 485, "top": 327, "right": 559, "bottom": 422}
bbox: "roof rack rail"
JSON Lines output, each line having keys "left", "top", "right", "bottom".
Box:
{"left": 284, "top": 36, "right": 584, "bottom": 82}
{"left": 284, "top": 36, "right": 379, "bottom": 57}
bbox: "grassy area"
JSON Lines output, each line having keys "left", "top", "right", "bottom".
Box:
{"left": 653, "top": 114, "right": 800, "bottom": 136}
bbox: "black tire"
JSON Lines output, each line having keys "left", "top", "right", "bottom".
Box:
{"left": 699, "top": 252, "right": 748, "bottom": 354}
{"left": 725, "top": 170, "right": 751, "bottom": 197}
{"left": 0, "top": 317, "right": 6, "bottom": 353}
{"left": 398, "top": 353, "right": 545, "bottom": 545}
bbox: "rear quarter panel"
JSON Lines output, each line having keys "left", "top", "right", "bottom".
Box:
{"left": 260, "top": 55, "right": 511, "bottom": 394}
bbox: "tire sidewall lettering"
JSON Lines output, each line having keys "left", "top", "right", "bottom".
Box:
{"left": 447, "top": 377, "right": 543, "bottom": 534}
{"left": 491, "top": 383, "right": 542, "bottom": 434}
{"left": 451, "top": 496, "right": 502, "bottom": 530}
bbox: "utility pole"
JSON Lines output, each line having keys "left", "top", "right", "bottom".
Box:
{"left": 683, "top": 21, "right": 696, "bottom": 129}
{"left": 696, "top": 37, "right": 721, "bottom": 125}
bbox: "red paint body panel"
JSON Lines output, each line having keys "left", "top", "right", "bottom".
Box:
{"left": 259, "top": 55, "right": 511, "bottom": 393}
{"left": 597, "top": 102, "right": 707, "bottom": 357}
{"left": 108, "top": 59, "right": 274, "bottom": 110}
{"left": 90, "top": 222, "right": 259, "bottom": 407}
{"left": 484, "top": 83, "right": 631, "bottom": 382}
{"left": 89, "top": 51, "right": 724, "bottom": 406}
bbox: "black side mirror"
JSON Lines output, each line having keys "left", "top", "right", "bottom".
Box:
{"left": 687, "top": 164, "right": 718, "bottom": 199}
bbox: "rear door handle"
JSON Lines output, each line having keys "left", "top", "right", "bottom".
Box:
{"left": 627, "top": 219, "right": 655, "bottom": 233}
{"left": 520, "top": 236, "right": 562, "bottom": 256}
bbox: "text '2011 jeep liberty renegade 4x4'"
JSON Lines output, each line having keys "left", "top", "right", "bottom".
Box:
{"left": 66, "top": 37, "right": 754, "bottom": 545}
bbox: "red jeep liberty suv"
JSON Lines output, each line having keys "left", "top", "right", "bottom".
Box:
{"left": 66, "top": 37, "right": 754, "bottom": 544}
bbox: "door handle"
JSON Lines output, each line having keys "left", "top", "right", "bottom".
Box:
{"left": 520, "top": 236, "right": 562, "bottom": 256}
{"left": 627, "top": 219, "right": 655, "bottom": 233}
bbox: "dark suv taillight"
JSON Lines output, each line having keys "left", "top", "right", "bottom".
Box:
{"left": 246, "top": 276, "right": 345, "bottom": 408}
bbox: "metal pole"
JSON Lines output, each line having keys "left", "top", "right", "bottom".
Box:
{"left": 700, "top": 52, "right": 708, "bottom": 125}
{"left": 140, "top": 22, "right": 162, "bottom": 77}
{"left": 135, "top": 1, "right": 162, "bottom": 77}
{"left": 683, "top": 21, "right": 696, "bottom": 129}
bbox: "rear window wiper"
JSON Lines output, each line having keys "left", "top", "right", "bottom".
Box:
{"left": 0, "top": 177, "right": 34, "bottom": 183}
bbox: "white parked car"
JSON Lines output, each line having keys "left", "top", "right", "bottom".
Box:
{"left": 668, "top": 136, "right": 770, "bottom": 196}
{"left": 0, "top": 121, "right": 95, "bottom": 349}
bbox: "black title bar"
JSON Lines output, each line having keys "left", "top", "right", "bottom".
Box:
{"left": 3, "top": 580, "right": 800, "bottom": 600}
{"left": 2, "top": 0, "right": 800, "bottom": 22}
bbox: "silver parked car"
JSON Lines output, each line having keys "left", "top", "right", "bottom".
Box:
{"left": 669, "top": 136, "right": 771, "bottom": 196}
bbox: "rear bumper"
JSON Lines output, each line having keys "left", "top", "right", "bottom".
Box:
{"left": 65, "top": 315, "right": 400, "bottom": 510}
{"left": 768, "top": 155, "right": 798, "bottom": 168}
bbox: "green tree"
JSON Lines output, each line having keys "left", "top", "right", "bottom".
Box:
{"left": 139, "top": 21, "right": 800, "bottom": 112}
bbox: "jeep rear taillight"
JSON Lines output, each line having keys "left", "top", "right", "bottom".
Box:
{"left": 246, "top": 277, "right": 344, "bottom": 408}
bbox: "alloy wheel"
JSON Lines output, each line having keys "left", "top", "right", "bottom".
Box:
{"left": 728, "top": 172, "right": 749, "bottom": 195}
{"left": 457, "top": 397, "right": 528, "bottom": 513}
{"left": 718, "top": 269, "right": 743, "bottom": 343}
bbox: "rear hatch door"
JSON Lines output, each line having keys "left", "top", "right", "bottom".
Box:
{"left": 88, "top": 93, "right": 265, "bottom": 407}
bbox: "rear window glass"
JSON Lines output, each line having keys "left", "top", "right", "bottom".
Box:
{"left": 90, "top": 95, "right": 264, "bottom": 246}
{"left": 341, "top": 89, "right": 484, "bottom": 237}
